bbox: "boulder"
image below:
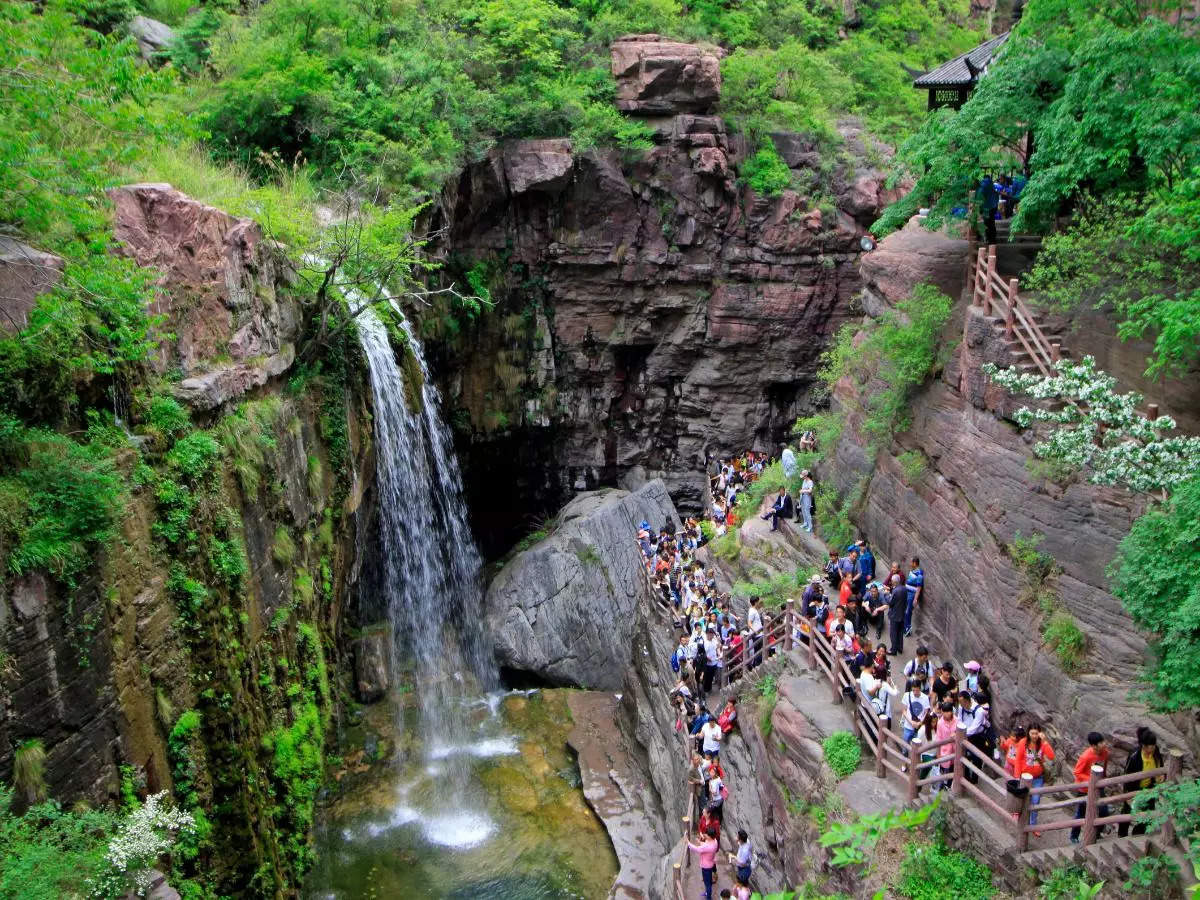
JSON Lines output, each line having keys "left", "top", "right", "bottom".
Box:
{"left": 501, "top": 139, "right": 574, "bottom": 195}
{"left": 611, "top": 34, "right": 721, "bottom": 115}
{"left": 859, "top": 214, "right": 967, "bottom": 310}
{"left": 484, "top": 480, "right": 678, "bottom": 690}
{"left": 128, "top": 16, "right": 175, "bottom": 63}
{"left": 109, "top": 183, "right": 300, "bottom": 409}
{"left": 0, "top": 237, "right": 65, "bottom": 334}
{"left": 352, "top": 631, "right": 390, "bottom": 703}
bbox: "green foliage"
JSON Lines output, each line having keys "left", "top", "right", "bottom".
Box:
{"left": 166, "top": 432, "right": 221, "bottom": 484}
{"left": 169, "top": 709, "right": 204, "bottom": 808}
{"left": 814, "top": 482, "right": 859, "bottom": 553}
{"left": 1043, "top": 611, "right": 1087, "bottom": 672}
{"left": 272, "top": 527, "right": 297, "bottom": 566}
{"left": 820, "top": 284, "right": 952, "bottom": 450}
{"left": 1007, "top": 532, "right": 1057, "bottom": 589}
{"left": 0, "top": 787, "right": 118, "bottom": 900}
{"left": 758, "top": 673, "right": 779, "bottom": 737}
{"left": 167, "top": 8, "right": 226, "bottom": 75}
{"left": 895, "top": 841, "right": 994, "bottom": 900}
{"left": 63, "top": 0, "right": 135, "bottom": 33}
{"left": 214, "top": 399, "right": 281, "bottom": 502}
{"left": 821, "top": 731, "right": 861, "bottom": 779}
{"left": 710, "top": 529, "right": 741, "bottom": 562}
{"left": 793, "top": 411, "right": 843, "bottom": 465}
{"left": 733, "top": 569, "right": 803, "bottom": 607}
{"left": 1123, "top": 853, "right": 1179, "bottom": 897}
{"left": 1, "top": 424, "right": 126, "bottom": 584}
{"left": 1130, "top": 779, "right": 1200, "bottom": 874}
{"left": 820, "top": 796, "right": 939, "bottom": 868}
{"left": 896, "top": 450, "right": 927, "bottom": 485}
{"left": 12, "top": 740, "right": 47, "bottom": 806}
{"left": 1038, "top": 865, "right": 1102, "bottom": 900}
{"left": 741, "top": 145, "right": 793, "bottom": 197}
{"left": 1109, "top": 475, "right": 1200, "bottom": 710}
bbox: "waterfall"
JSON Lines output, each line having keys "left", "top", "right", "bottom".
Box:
{"left": 354, "top": 303, "right": 502, "bottom": 847}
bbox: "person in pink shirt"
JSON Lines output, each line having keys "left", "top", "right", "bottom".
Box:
{"left": 688, "top": 825, "right": 720, "bottom": 900}
{"left": 933, "top": 701, "right": 957, "bottom": 792}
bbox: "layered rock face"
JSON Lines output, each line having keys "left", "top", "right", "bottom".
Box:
{"left": 109, "top": 183, "right": 301, "bottom": 410}
{"left": 830, "top": 299, "right": 1188, "bottom": 757}
{"left": 484, "top": 480, "right": 677, "bottom": 689}
{"left": 432, "top": 36, "right": 893, "bottom": 543}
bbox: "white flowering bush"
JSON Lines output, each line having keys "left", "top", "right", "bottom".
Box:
{"left": 93, "top": 792, "right": 195, "bottom": 897}
{"left": 982, "top": 355, "right": 1200, "bottom": 493}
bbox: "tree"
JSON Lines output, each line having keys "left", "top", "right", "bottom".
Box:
{"left": 982, "top": 356, "right": 1200, "bottom": 493}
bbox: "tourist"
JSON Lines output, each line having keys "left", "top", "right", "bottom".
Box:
{"left": 930, "top": 663, "right": 959, "bottom": 706}
{"left": 781, "top": 446, "right": 797, "bottom": 479}
{"left": 1069, "top": 731, "right": 1110, "bottom": 843}
{"left": 860, "top": 664, "right": 898, "bottom": 723}
{"left": 687, "top": 824, "right": 720, "bottom": 900}
{"left": 957, "top": 690, "right": 990, "bottom": 784}
{"left": 1117, "top": 727, "right": 1164, "bottom": 837}
{"left": 734, "top": 877, "right": 752, "bottom": 900}
{"left": 871, "top": 645, "right": 891, "bottom": 677}
{"left": 670, "top": 634, "right": 690, "bottom": 676}
{"left": 904, "top": 557, "right": 923, "bottom": 636}
{"left": 747, "top": 598, "right": 764, "bottom": 668}
{"left": 718, "top": 697, "right": 738, "bottom": 734}
{"left": 799, "top": 469, "right": 814, "bottom": 532}
{"left": 705, "top": 765, "right": 727, "bottom": 819}
{"left": 702, "top": 627, "right": 722, "bottom": 695}
{"left": 1015, "top": 724, "right": 1055, "bottom": 831}
{"left": 903, "top": 646, "right": 933, "bottom": 692}
{"left": 761, "top": 486, "right": 794, "bottom": 532}
{"left": 857, "top": 540, "right": 876, "bottom": 582}
{"left": 934, "top": 701, "right": 957, "bottom": 792}
{"left": 831, "top": 623, "right": 854, "bottom": 661}
{"left": 1000, "top": 726, "right": 1027, "bottom": 778}
{"left": 963, "top": 659, "right": 984, "bottom": 694}
{"left": 864, "top": 582, "right": 887, "bottom": 641}
{"left": 700, "top": 715, "right": 723, "bottom": 759}
{"left": 887, "top": 575, "right": 907, "bottom": 655}
{"left": 801, "top": 574, "right": 823, "bottom": 617}
{"left": 901, "top": 678, "right": 931, "bottom": 744}
{"left": 698, "top": 805, "right": 721, "bottom": 843}
{"left": 845, "top": 595, "right": 869, "bottom": 636}
{"left": 812, "top": 593, "right": 831, "bottom": 636}
{"left": 830, "top": 604, "right": 855, "bottom": 638}
{"left": 824, "top": 550, "right": 841, "bottom": 589}
{"left": 976, "top": 175, "right": 999, "bottom": 244}
{"left": 732, "top": 829, "right": 753, "bottom": 885}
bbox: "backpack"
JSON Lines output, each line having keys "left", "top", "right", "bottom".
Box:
{"left": 670, "top": 648, "right": 681, "bottom": 673}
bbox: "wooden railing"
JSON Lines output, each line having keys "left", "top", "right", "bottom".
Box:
{"left": 967, "top": 243, "right": 1061, "bottom": 376}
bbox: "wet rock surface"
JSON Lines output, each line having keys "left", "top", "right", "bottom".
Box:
{"left": 484, "top": 480, "right": 677, "bottom": 689}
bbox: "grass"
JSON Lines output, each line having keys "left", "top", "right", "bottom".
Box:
{"left": 822, "top": 731, "right": 861, "bottom": 779}
{"left": 272, "top": 526, "right": 296, "bottom": 566}
{"left": 897, "top": 449, "right": 927, "bottom": 485}
{"left": 136, "top": 0, "right": 194, "bottom": 26}
{"left": 759, "top": 674, "right": 779, "bottom": 737}
{"left": 1044, "top": 611, "right": 1088, "bottom": 672}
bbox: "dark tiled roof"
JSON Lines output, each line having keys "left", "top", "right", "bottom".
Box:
{"left": 913, "top": 31, "right": 1011, "bottom": 88}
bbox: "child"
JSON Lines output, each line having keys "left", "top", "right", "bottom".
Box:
{"left": 1000, "top": 726, "right": 1027, "bottom": 777}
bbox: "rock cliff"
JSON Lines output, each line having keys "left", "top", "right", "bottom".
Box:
{"left": 426, "top": 36, "right": 898, "bottom": 552}
{"left": 484, "top": 480, "right": 677, "bottom": 689}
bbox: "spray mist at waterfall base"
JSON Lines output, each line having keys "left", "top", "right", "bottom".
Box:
{"left": 306, "top": 689, "right": 617, "bottom": 899}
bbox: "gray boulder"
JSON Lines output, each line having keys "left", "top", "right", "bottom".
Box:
{"left": 0, "top": 237, "right": 65, "bottom": 334}
{"left": 484, "top": 480, "right": 678, "bottom": 690}
{"left": 128, "top": 16, "right": 175, "bottom": 63}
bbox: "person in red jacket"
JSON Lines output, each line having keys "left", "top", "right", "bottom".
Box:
{"left": 1014, "top": 724, "right": 1055, "bottom": 831}
{"left": 717, "top": 697, "right": 738, "bottom": 734}
{"left": 1069, "top": 731, "right": 1110, "bottom": 843}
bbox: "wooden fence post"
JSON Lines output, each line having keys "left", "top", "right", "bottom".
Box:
{"left": 1050, "top": 341, "right": 1061, "bottom": 362}
{"left": 1016, "top": 772, "right": 1034, "bottom": 852}
{"left": 951, "top": 725, "right": 966, "bottom": 798}
{"left": 806, "top": 617, "right": 817, "bottom": 670}
{"left": 874, "top": 714, "right": 886, "bottom": 778}
{"left": 1005, "top": 279, "right": 1018, "bottom": 338}
{"left": 1148, "top": 403, "right": 1160, "bottom": 423}
{"left": 1082, "top": 763, "right": 1104, "bottom": 846}
{"left": 974, "top": 247, "right": 987, "bottom": 307}
{"left": 1162, "top": 750, "right": 1184, "bottom": 846}
{"left": 784, "top": 599, "right": 794, "bottom": 653}
{"left": 983, "top": 246, "right": 997, "bottom": 315}
{"left": 907, "top": 739, "right": 921, "bottom": 801}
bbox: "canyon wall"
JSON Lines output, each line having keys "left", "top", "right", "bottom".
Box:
{"left": 0, "top": 186, "right": 375, "bottom": 895}
{"left": 424, "top": 37, "right": 898, "bottom": 554}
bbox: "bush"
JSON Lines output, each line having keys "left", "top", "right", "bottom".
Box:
{"left": 1038, "top": 865, "right": 1099, "bottom": 899}
{"left": 822, "top": 731, "right": 861, "bottom": 778}
{"left": 63, "top": 0, "right": 135, "bottom": 33}
{"left": 1043, "top": 611, "right": 1087, "bottom": 672}
{"left": 759, "top": 673, "right": 779, "bottom": 737}
{"left": 740, "top": 145, "right": 793, "bottom": 197}
{"left": 0, "top": 787, "right": 117, "bottom": 900}
{"left": 897, "top": 449, "right": 927, "bottom": 485}
{"left": 896, "top": 841, "right": 994, "bottom": 900}
{"left": 13, "top": 740, "right": 46, "bottom": 806}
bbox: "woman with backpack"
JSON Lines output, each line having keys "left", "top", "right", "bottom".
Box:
{"left": 1014, "top": 724, "right": 1055, "bottom": 832}
{"left": 1117, "top": 727, "right": 1165, "bottom": 837}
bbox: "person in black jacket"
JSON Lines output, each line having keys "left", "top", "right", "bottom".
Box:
{"left": 761, "top": 487, "right": 794, "bottom": 532}
{"left": 1118, "top": 727, "right": 1165, "bottom": 836}
{"left": 887, "top": 578, "right": 907, "bottom": 656}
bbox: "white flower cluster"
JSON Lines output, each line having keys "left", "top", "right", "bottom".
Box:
{"left": 982, "top": 356, "right": 1200, "bottom": 494}
{"left": 103, "top": 791, "right": 196, "bottom": 897}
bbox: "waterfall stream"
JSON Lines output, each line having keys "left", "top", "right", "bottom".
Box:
{"left": 354, "top": 303, "right": 503, "bottom": 848}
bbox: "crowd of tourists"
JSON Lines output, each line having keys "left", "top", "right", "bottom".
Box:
{"left": 636, "top": 450, "right": 1171, "bottom": 898}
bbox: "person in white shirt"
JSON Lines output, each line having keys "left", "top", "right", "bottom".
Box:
{"left": 859, "top": 666, "right": 898, "bottom": 722}
{"left": 747, "top": 598, "right": 764, "bottom": 669}
{"left": 900, "top": 679, "right": 931, "bottom": 743}
{"left": 799, "top": 469, "right": 815, "bottom": 532}
{"left": 701, "top": 628, "right": 722, "bottom": 694}
{"left": 731, "top": 828, "right": 753, "bottom": 883}
{"left": 700, "top": 718, "right": 723, "bottom": 757}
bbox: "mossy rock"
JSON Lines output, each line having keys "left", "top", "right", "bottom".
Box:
{"left": 479, "top": 764, "right": 539, "bottom": 814}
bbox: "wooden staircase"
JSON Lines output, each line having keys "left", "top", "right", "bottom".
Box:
{"left": 1020, "top": 833, "right": 1189, "bottom": 890}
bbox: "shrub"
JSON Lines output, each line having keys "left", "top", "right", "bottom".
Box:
{"left": 1038, "top": 865, "right": 1098, "bottom": 899}
{"left": 897, "top": 449, "right": 927, "bottom": 485}
{"left": 741, "top": 145, "right": 792, "bottom": 197}
{"left": 895, "top": 841, "right": 994, "bottom": 900}
{"left": 166, "top": 432, "right": 221, "bottom": 483}
{"left": 0, "top": 787, "right": 117, "bottom": 900}
{"left": 1043, "top": 611, "right": 1087, "bottom": 672}
{"left": 63, "top": 0, "right": 135, "bottom": 33}
{"left": 759, "top": 674, "right": 779, "bottom": 737}
{"left": 272, "top": 527, "right": 296, "bottom": 566}
{"left": 822, "top": 731, "right": 861, "bottom": 778}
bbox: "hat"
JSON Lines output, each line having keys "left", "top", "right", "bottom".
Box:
{"left": 800, "top": 469, "right": 810, "bottom": 477}
{"left": 640, "top": 520, "right": 650, "bottom": 530}
{"left": 965, "top": 660, "right": 982, "bottom": 672}
{"left": 638, "top": 530, "right": 649, "bottom": 538}
{"left": 810, "top": 574, "right": 822, "bottom": 584}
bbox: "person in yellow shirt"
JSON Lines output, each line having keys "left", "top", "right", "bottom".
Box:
{"left": 1117, "top": 727, "right": 1165, "bottom": 837}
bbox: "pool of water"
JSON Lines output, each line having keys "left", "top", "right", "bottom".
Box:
{"left": 307, "top": 690, "right": 619, "bottom": 899}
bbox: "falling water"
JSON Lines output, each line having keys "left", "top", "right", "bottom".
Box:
{"left": 355, "top": 303, "right": 503, "bottom": 848}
